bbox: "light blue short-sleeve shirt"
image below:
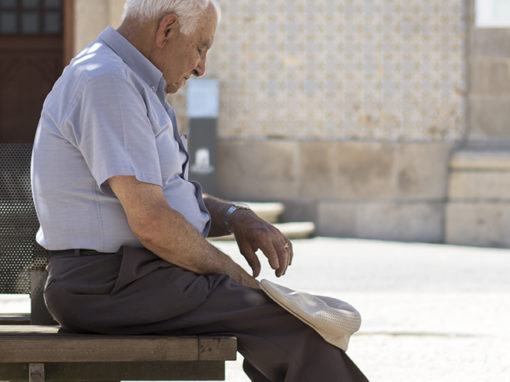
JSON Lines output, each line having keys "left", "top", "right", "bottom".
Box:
{"left": 31, "top": 27, "right": 211, "bottom": 252}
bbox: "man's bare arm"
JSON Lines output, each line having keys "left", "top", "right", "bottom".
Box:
{"left": 108, "top": 175, "right": 259, "bottom": 288}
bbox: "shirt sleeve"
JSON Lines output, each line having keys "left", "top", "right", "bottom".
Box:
{"left": 73, "top": 73, "right": 163, "bottom": 194}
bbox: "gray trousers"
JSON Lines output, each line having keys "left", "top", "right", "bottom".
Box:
{"left": 45, "top": 247, "right": 368, "bottom": 382}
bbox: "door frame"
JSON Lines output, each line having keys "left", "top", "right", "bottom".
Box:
{"left": 63, "top": 0, "right": 74, "bottom": 65}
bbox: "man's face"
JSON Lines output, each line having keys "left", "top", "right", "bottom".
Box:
{"left": 155, "top": 4, "right": 218, "bottom": 94}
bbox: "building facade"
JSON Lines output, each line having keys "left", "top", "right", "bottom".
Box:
{"left": 2, "top": 0, "right": 509, "bottom": 247}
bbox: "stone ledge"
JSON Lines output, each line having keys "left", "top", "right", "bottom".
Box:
{"left": 244, "top": 202, "right": 285, "bottom": 224}
{"left": 211, "top": 222, "right": 315, "bottom": 241}
{"left": 450, "top": 149, "right": 510, "bottom": 170}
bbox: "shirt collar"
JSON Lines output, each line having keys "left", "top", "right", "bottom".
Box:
{"left": 98, "top": 26, "right": 166, "bottom": 92}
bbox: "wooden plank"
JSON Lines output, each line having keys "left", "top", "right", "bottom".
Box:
{"left": 0, "top": 326, "right": 237, "bottom": 363}
{"left": 0, "top": 336, "right": 199, "bottom": 363}
{"left": 0, "top": 325, "right": 59, "bottom": 334}
{"left": 0, "top": 361, "right": 226, "bottom": 381}
{"left": 199, "top": 337, "right": 238, "bottom": 361}
{"left": 0, "top": 313, "right": 30, "bottom": 325}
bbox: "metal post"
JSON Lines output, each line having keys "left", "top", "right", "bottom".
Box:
{"left": 187, "top": 78, "right": 220, "bottom": 195}
{"left": 29, "top": 363, "right": 45, "bottom": 382}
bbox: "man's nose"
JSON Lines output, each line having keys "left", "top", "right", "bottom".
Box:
{"left": 193, "top": 57, "right": 206, "bottom": 77}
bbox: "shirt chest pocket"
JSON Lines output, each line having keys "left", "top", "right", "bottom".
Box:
{"left": 155, "top": 123, "right": 186, "bottom": 181}
{"left": 145, "top": 100, "right": 187, "bottom": 181}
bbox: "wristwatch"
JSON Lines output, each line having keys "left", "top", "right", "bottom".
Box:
{"left": 224, "top": 203, "right": 251, "bottom": 233}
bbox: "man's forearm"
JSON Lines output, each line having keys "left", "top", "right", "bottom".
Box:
{"left": 108, "top": 176, "right": 259, "bottom": 288}
{"left": 139, "top": 205, "right": 257, "bottom": 287}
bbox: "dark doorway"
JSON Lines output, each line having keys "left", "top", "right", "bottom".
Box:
{"left": 0, "top": 0, "right": 64, "bottom": 143}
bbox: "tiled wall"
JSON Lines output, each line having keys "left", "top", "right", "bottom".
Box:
{"left": 202, "top": 0, "right": 468, "bottom": 141}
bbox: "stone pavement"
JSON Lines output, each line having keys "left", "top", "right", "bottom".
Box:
{"left": 213, "top": 238, "right": 510, "bottom": 382}
{"left": 1, "top": 238, "right": 509, "bottom": 381}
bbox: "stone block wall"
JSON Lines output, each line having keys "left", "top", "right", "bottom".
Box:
{"left": 468, "top": 28, "right": 510, "bottom": 145}
{"left": 447, "top": 151, "right": 510, "bottom": 247}
{"left": 444, "top": 0, "right": 510, "bottom": 248}
{"left": 218, "top": 140, "right": 454, "bottom": 242}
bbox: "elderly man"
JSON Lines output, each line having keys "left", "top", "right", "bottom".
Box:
{"left": 31, "top": 0, "right": 368, "bottom": 381}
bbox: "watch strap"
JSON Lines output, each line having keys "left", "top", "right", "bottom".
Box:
{"left": 224, "top": 204, "right": 251, "bottom": 233}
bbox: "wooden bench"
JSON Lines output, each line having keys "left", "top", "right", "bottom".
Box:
{"left": 0, "top": 143, "right": 237, "bottom": 382}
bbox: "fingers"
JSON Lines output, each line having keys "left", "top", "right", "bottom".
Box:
{"left": 241, "top": 236, "right": 291, "bottom": 278}
{"left": 285, "top": 240, "right": 294, "bottom": 266}
{"left": 232, "top": 212, "right": 293, "bottom": 277}
{"left": 238, "top": 242, "right": 262, "bottom": 278}
{"left": 275, "top": 239, "right": 292, "bottom": 277}
{"left": 259, "top": 238, "right": 292, "bottom": 277}
{"left": 261, "top": 242, "right": 282, "bottom": 275}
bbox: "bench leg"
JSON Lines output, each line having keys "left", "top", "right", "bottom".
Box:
{"left": 29, "top": 363, "right": 44, "bottom": 382}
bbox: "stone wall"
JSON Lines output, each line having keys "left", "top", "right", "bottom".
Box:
{"left": 74, "top": 0, "right": 124, "bottom": 53}
{"left": 445, "top": 0, "right": 510, "bottom": 248}
{"left": 447, "top": 150, "right": 510, "bottom": 247}
{"left": 468, "top": 26, "right": 510, "bottom": 145}
{"left": 217, "top": 140, "right": 454, "bottom": 242}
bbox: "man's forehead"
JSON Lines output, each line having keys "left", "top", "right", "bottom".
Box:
{"left": 196, "top": 6, "right": 218, "bottom": 45}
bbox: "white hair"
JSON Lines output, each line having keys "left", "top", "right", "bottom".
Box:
{"left": 123, "top": 0, "right": 221, "bottom": 35}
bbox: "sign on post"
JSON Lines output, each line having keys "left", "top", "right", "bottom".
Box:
{"left": 186, "top": 79, "right": 220, "bottom": 194}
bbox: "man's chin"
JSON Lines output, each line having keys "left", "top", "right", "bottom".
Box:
{"left": 165, "top": 81, "right": 187, "bottom": 94}
{"left": 165, "top": 85, "right": 180, "bottom": 94}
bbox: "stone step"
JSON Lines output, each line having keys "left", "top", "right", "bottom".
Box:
{"left": 450, "top": 149, "right": 510, "bottom": 170}
{"left": 274, "top": 221, "right": 316, "bottom": 239}
{"left": 212, "top": 221, "right": 315, "bottom": 241}
{"left": 238, "top": 202, "right": 285, "bottom": 224}
{"left": 449, "top": 149, "right": 510, "bottom": 200}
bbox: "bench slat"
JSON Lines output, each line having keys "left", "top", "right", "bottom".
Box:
{"left": 0, "top": 361, "right": 227, "bottom": 381}
{"left": 0, "top": 313, "right": 31, "bottom": 325}
{"left": 0, "top": 326, "right": 237, "bottom": 363}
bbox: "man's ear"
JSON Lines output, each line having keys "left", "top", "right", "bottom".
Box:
{"left": 155, "top": 13, "right": 179, "bottom": 48}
